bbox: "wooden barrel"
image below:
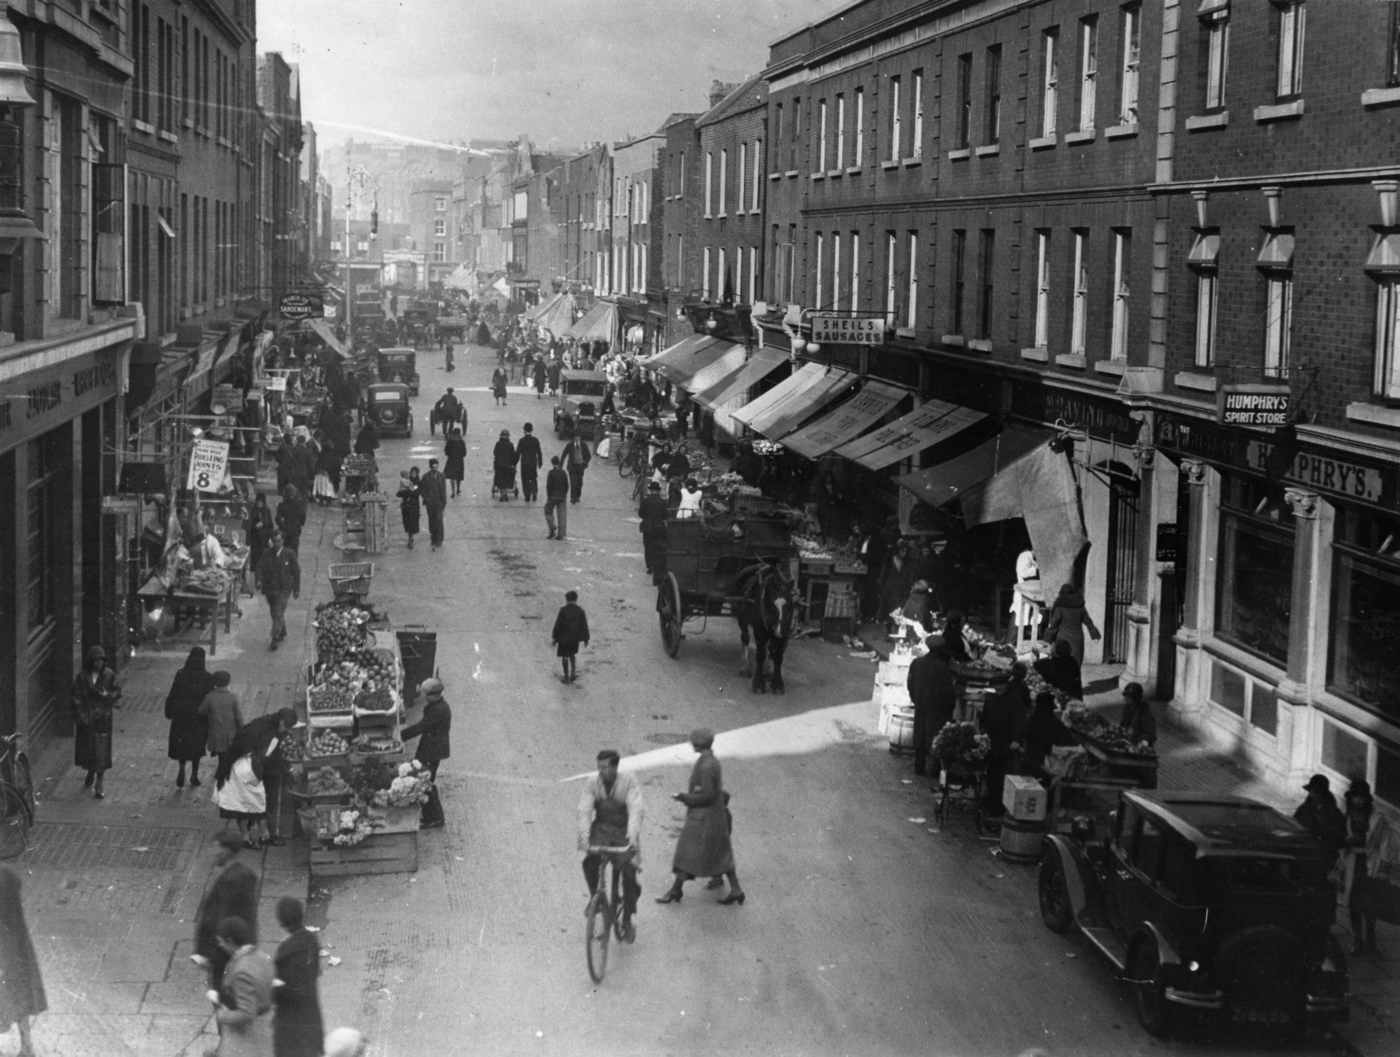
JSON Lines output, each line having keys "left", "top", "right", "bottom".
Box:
{"left": 999, "top": 816, "right": 1047, "bottom": 863}
{"left": 887, "top": 708, "right": 916, "bottom": 754}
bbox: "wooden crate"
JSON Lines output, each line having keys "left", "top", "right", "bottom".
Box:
{"left": 310, "top": 830, "right": 419, "bottom": 878}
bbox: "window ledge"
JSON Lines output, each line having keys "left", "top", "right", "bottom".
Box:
{"left": 967, "top": 338, "right": 993, "bottom": 353}
{"left": 826, "top": 169, "right": 843, "bottom": 178}
{"left": 947, "top": 148, "right": 971, "bottom": 162}
{"left": 1020, "top": 346, "right": 1050, "bottom": 362}
{"left": 1253, "top": 99, "right": 1304, "bottom": 123}
{"left": 881, "top": 160, "right": 901, "bottom": 171}
{"left": 1185, "top": 110, "right": 1229, "bottom": 132}
{"left": 810, "top": 172, "right": 824, "bottom": 181}
{"left": 845, "top": 166, "right": 862, "bottom": 175}
{"left": 1345, "top": 401, "right": 1400, "bottom": 428}
{"left": 1055, "top": 353, "right": 1087, "bottom": 369}
{"left": 1029, "top": 135, "right": 1057, "bottom": 151}
{"left": 181, "top": 117, "right": 194, "bottom": 129}
{"left": 902, "top": 156, "right": 923, "bottom": 167}
{"left": 784, "top": 170, "right": 799, "bottom": 179}
{"left": 132, "top": 118, "right": 155, "bottom": 135}
{"left": 750, "top": 208, "right": 761, "bottom": 216}
{"left": 1065, "top": 129, "right": 1096, "bottom": 145}
{"left": 974, "top": 144, "right": 1000, "bottom": 157}
{"left": 768, "top": 172, "right": 782, "bottom": 181}
{"left": 157, "top": 129, "right": 178, "bottom": 144}
{"left": 1175, "top": 371, "right": 1218, "bottom": 392}
{"left": 1093, "top": 359, "right": 1127, "bottom": 377}
{"left": 1361, "top": 87, "right": 1400, "bottom": 109}
{"left": 1105, "top": 122, "right": 1139, "bottom": 140}
{"left": 216, "top": 136, "right": 231, "bottom": 148}
{"left": 940, "top": 334, "right": 966, "bottom": 347}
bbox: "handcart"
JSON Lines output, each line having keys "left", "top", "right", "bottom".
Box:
{"left": 328, "top": 561, "right": 374, "bottom": 601}
{"left": 341, "top": 454, "right": 378, "bottom": 497}
{"left": 932, "top": 756, "right": 994, "bottom": 833}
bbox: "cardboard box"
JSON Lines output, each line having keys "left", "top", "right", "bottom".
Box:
{"left": 1003, "top": 774, "right": 1048, "bottom": 821}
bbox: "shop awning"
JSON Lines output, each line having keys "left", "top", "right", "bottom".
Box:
{"left": 444, "top": 264, "right": 475, "bottom": 291}
{"left": 646, "top": 333, "right": 716, "bottom": 373}
{"left": 694, "top": 348, "right": 789, "bottom": 411}
{"left": 565, "top": 300, "right": 618, "bottom": 343}
{"left": 308, "top": 318, "right": 349, "bottom": 359}
{"left": 649, "top": 335, "right": 745, "bottom": 390}
{"left": 732, "top": 362, "right": 858, "bottom": 439}
{"left": 524, "top": 292, "right": 563, "bottom": 322}
{"left": 836, "top": 398, "right": 990, "bottom": 471}
{"left": 536, "top": 294, "right": 577, "bottom": 336}
{"left": 682, "top": 340, "right": 747, "bottom": 394}
{"left": 779, "top": 380, "right": 910, "bottom": 459}
{"left": 896, "top": 425, "right": 1049, "bottom": 509}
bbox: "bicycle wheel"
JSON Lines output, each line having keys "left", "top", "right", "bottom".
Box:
{"left": 618, "top": 447, "right": 635, "bottom": 478}
{"left": 0, "top": 784, "right": 30, "bottom": 860}
{"left": 584, "top": 891, "right": 610, "bottom": 983}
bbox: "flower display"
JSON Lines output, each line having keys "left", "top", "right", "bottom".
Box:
{"left": 930, "top": 721, "right": 991, "bottom": 765}
{"left": 331, "top": 808, "right": 376, "bottom": 846}
{"left": 368, "top": 760, "right": 433, "bottom": 808}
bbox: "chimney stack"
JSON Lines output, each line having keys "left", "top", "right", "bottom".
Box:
{"left": 709, "top": 79, "right": 738, "bottom": 107}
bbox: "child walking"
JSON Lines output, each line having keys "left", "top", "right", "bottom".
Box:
{"left": 551, "top": 589, "right": 591, "bottom": 684}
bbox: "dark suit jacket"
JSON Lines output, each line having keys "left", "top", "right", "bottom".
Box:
{"left": 255, "top": 546, "right": 301, "bottom": 597}
{"left": 195, "top": 860, "right": 259, "bottom": 960}
{"left": 545, "top": 467, "right": 570, "bottom": 500}
{"left": 906, "top": 652, "right": 957, "bottom": 726}
{"left": 403, "top": 697, "right": 451, "bottom": 764}
{"left": 274, "top": 927, "right": 324, "bottom": 1057}
{"left": 516, "top": 434, "right": 543, "bottom": 473}
{"left": 551, "top": 603, "right": 590, "bottom": 649}
{"left": 419, "top": 470, "right": 448, "bottom": 510}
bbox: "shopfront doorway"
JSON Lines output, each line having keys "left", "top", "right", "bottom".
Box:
{"left": 1104, "top": 469, "right": 1140, "bottom": 663}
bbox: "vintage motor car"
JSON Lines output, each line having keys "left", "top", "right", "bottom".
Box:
{"left": 376, "top": 347, "right": 419, "bottom": 395}
{"left": 552, "top": 370, "right": 608, "bottom": 440}
{"left": 1038, "top": 790, "right": 1348, "bottom": 1038}
{"left": 365, "top": 382, "right": 413, "bottom": 437}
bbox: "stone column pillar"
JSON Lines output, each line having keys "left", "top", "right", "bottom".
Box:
{"left": 1170, "top": 458, "right": 1212, "bottom": 718}
{"left": 1277, "top": 487, "right": 1332, "bottom": 784}
{"left": 1122, "top": 444, "right": 1157, "bottom": 693}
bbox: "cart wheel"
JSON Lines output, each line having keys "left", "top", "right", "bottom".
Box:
{"left": 657, "top": 572, "right": 683, "bottom": 658}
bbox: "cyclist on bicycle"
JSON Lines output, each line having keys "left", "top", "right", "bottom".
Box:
{"left": 577, "top": 749, "right": 643, "bottom": 923}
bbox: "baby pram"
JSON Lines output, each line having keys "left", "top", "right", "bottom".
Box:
{"left": 491, "top": 463, "right": 519, "bottom": 500}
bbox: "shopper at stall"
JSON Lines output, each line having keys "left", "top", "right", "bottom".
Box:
{"left": 1118, "top": 682, "right": 1157, "bottom": 747}
{"left": 551, "top": 590, "right": 591, "bottom": 684}
{"left": 274, "top": 484, "right": 307, "bottom": 553}
{"left": 166, "top": 646, "right": 217, "bottom": 789}
{"left": 895, "top": 581, "right": 934, "bottom": 643}
{"left": 1295, "top": 774, "right": 1348, "bottom": 873}
{"left": 255, "top": 530, "right": 301, "bottom": 650}
{"left": 656, "top": 728, "right": 744, "bottom": 907}
{"left": 273, "top": 897, "right": 324, "bottom": 1057}
{"left": 213, "top": 731, "right": 268, "bottom": 848}
{"left": 208, "top": 915, "right": 275, "bottom": 1055}
{"left": 940, "top": 610, "right": 973, "bottom": 663}
{"left": 397, "top": 469, "right": 421, "bottom": 549}
{"left": 562, "top": 434, "right": 591, "bottom": 503}
{"left": 72, "top": 645, "right": 121, "bottom": 799}
{"left": 544, "top": 457, "right": 569, "bottom": 541}
{"left": 979, "top": 662, "right": 1031, "bottom": 815}
{"left": 444, "top": 428, "right": 468, "bottom": 499}
{"left": 1044, "top": 582, "right": 1102, "bottom": 664}
{"left": 401, "top": 678, "right": 451, "bottom": 830}
{"left": 352, "top": 420, "right": 380, "bottom": 458}
{"left": 1022, "top": 691, "right": 1077, "bottom": 779}
{"left": 237, "top": 708, "right": 297, "bottom": 847}
{"left": 420, "top": 459, "right": 448, "bottom": 550}
{"left": 193, "top": 832, "right": 258, "bottom": 989}
{"left": 0, "top": 864, "right": 46, "bottom": 1057}
{"left": 906, "top": 641, "right": 957, "bottom": 778}
{"left": 639, "top": 481, "right": 669, "bottom": 579}
{"left": 516, "top": 423, "right": 543, "bottom": 502}
{"left": 1033, "top": 640, "right": 1084, "bottom": 700}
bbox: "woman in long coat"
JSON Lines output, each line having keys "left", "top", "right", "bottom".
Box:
{"left": 165, "top": 646, "right": 216, "bottom": 788}
{"left": 0, "top": 865, "right": 46, "bottom": 1057}
{"left": 1044, "top": 583, "right": 1102, "bottom": 664}
{"left": 72, "top": 645, "right": 121, "bottom": 798}
{"left": 532, "top": 357, "right": 548, "bottom": 398}
{"left": 397, "top": 468, "right": 422, "bottom": 548}
{"left": 273, "top": 897, "right": 324, "bottom": 1057}
{"left": 444, "top": 428, "right": 467, "bottom": 497}
{"left": 656, "top": 728, "right": 745, "bottom": 906}
{"left": 245, "top": 493, "right": 276, "bottom": 572}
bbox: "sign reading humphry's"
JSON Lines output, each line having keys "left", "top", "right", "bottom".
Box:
{"left": 1219, "top": 386, "right": 1291, "bottom": 427}
{"left": 811, "top": 314, "right": 886, "bottom": 345}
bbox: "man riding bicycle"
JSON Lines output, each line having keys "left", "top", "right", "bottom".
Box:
{"left": 577, "top": 749, "right": 643, "bottom": 925}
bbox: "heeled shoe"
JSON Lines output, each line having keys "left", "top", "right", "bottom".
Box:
{"left": 655, "top": 888, "right": 683, "bottom": 904}
{"left": 704, "top": 877, "right": 724, "bottom": 890}
{"left": 719, "top": 892, "right": 746, "bottom": 906}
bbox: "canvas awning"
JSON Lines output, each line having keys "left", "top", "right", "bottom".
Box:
{"left": 646, "top": 333, "right": 716, "bottom": 372}
{"left": 307, "top": 318, "right": 349, "bottom": 359}
{"left": 649, "top": 336, "right": 745, "bottom": 390}
{"left": 897, "top": 425, "right": 1048, "bottom": 509}
{"left": 565, "top": 300, "right": 618, "bottom": 343}
{"left": 681, "top": 341, "right": 747, "bottom": 394}
{"left": 779, "top": 380, "right": 910, "bottom": 459}
{"left": 524, "top": 292, "right": 563, "bottom": 322}
{"left": 536, "top": 294, "right": 577, "bottom": 336}
{"left": 835, "top": 398, "right": 990, "bottom": 470}
{"left": 731, "top": 362, "right": 858, "bottom": 438}
{"left": 694, "top": 348, "right": 789, "bottom": 410}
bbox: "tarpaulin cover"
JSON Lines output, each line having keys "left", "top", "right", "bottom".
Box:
{"left": 536, "top": 294, "right": 577, "bottom": 336}
{"left": 694, "top": 348, "right": 789, "bottom": 410}
{"left": 779, "top": 380, "right": 909, "bottom": 458}
{"left": 681, "top": 341, "right": 747, "bottom": 395}
{"left": 524, "top": 292, "right": 563, "bottom": 322}
{"left": 731, "top": 363, "right": 856, "bottom": 437}
{"left": 565, "top": 300, "right": 618, "bottom": 343}
{"left": 836, "top": 398, "right": 989, "bottom": 470}
{"left": 308, "top": 318, "right": 349, "bottom": 359}
{"left": 645, "top": 334, "right": 717, "bottom": 373}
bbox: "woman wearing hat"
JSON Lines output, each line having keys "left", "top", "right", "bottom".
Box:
{"left": 491, "top": 429, "right": 518, "bottom": 501}
{"left": 71, "top": 646, "right": 121, "bottom": 798}
{"left": 1295, "top": 774, "right": 1347, "bottom": 873}
{"left": 444, "top": 426, "right": 467, "bottom": 498}
{"left": 656, "top": 728, "right": 745, "bottom": 907}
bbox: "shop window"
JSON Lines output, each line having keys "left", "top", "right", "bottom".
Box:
{"left": 1250, "top": 683, "right": 1279, "bottom": 735}
{"left": 26, "top": 432, "right": 65, "bottom": 629}
{"left": 1210, "top": 664, "right": 1246, "bottom": 716}
{"left": 1377, "top": 742, "right": 1400, "bottom": 809}
{"left": 1216, "top": 475, "right": 1294, "bottom": 665}
{"left": 1320, "top": 718, "right": 1368, "bottom": 781}
{"left": 1328, "top": 508, "right": 1400, "bottom": 718}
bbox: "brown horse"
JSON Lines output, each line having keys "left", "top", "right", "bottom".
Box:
{"left": 736, "top": 561, "right": 799, "bottom": 693}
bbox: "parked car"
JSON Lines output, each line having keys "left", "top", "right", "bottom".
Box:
{"left": 376, "top": 347, "right": 419, "bottom": 395}
{"left": 552, "top": 370, "right": 608, "bottom": 440}
{"left": 1038, "top": 790, "right": 1348, "bottom": 1039}
{"left": 365, "top": 382, "right": 413, "bottom": 437}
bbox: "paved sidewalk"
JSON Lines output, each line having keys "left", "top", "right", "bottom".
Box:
{"left": 3, "top": 499, "right": 340, "bottom": 1057}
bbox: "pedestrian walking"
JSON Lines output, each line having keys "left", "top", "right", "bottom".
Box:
{"left": 655, "top": 728, "right": 745, "bottom": 906}
{"left": 282, "top": 434, "right": 316, "bottom": 499}
{"left": 71, "top": 645, "right": 121, "bottom": 799}
{"left": 516, "top": 423, "right": 543, "bottom": 502}
{"left": 274, "top": 485, "right": 306, "bottom": 553}
{"left": 561, "top": 436, "right": 591, "bottom": 503}
{"left": 550, "top": 590, "right": 590, "bottom": 684}
{"left": 444, "top": 342, "right": 455, "bottom": 373}
{"left": 547, "top": 358, "right": 562, "bottom": 397}
{"left": 532, "top": 358, "right": 547, "bottom": 399}
{"left": 255, "top": 530, "right": 301, "bottom": 650}
{"left": 272, "top": 897, "right": 324, "bottom": 1057}
{"left": 544, "top": 457, "right": 569, "bottom": 541}
{"left": 245, "top": 494, "right": 276, "bottom": 574}
{"left": 401, "top": 678, "right": 451, "bottom": 830}
{"left": 491, "top": 365, "right": 509, "bottom": 406}
{"left": 207, "top": 915, "right": 275, "bottom": 1057}
{"left": 420, "top": 459, "right": 448, "bottom": 550}
{"left": 638, "top": 481, "right": 669, "bottom": 580}
{"left": 444, "top": 428, "right": 467, "bottom": 498}
{"left": 1044, "top": 582, "right": 1102, "bottom": 664}
{"left": 199, "top": 670, "right": 244, "bottom": 765}
{"left": 0, "top": 865, "right": 46, "bottom": 1057}
{"left": 397, "top": 468, "right": 421, "bottom": 548}
{"left": 192, "top": 832, "right": 259, "bottom": 990}
{"left": 166, "top": 646, "right": 217, "bottom": 789}
{"left": 906, "top": 640, "right": 956, "bottom": 778}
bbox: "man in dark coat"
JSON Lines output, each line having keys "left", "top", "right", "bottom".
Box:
{"left": 0, "top": 864, "right": 46, "bottom": 1057}
{"left": 274, "top": 484, "right": 307, "bottom": 552}
{"left": 1033, "top": 639, "right": 1084, "bottom": 700}
{"left": 906, "top": 640, "right": 958, "bottom": 777}
{"left": 979, "top": 662, "right": 1031, "bottom": 814}
{"left": 1295, "top": 774, "right": 1348, "bottom": 873}
{"left": 550, "top": 590, "right": 591, "bottom": 684}
{"left": 419, "top": 459, "right": 449, "bottom": 550}
{"left": 402, "top": 678, "right": 452, "bottom": 829}
{"left": 193, "top": 831, "right": 258, "bottom": 988}
{"left": 516, "top": 423, "right": 543, "bottom": 502}
{"left": 273, "top": 897, "right": 324, "bottom": 1057}
{"left": 561, "top": 436, "right": 591, "bottom": 503}
{"left": 638, "top": 481, "right": 669, "bottom": 580}
{"left": 544, "top": 457, "right": 570, "bottom": 541}
{"left": 165, "top": 646, "right": 216, "bottom": 788}
{"left": 283, "top": 434, "right": 316, "bottom": 498}
{"left": 255, "top": 530, "right": 301, "bottom": 651}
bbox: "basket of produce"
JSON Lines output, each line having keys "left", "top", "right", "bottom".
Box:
{"left": 353, "top": 686, "right": 397, "bottom": 715}
{"left": 351, "top": 732, "right": 404, "bottom": 756}
{"left": 301, "top": 764, "right": 352, "bottom": 800}
{"left": 305, "top": 728, "right": 353, "bottom": 760}
{"left": 1060, "top": 705, "right": 1157, "bottom": 760}
{"left": 328, "top": 561, "right": 374, "bottom": 598}
{"left": 307, "top": 682, "right": 353, "bottom": 718}
{"left": 314, "top": 605, "right": 374, "bottom": 657}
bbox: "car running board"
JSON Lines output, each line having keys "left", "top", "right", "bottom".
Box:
{"left": 1080, "top": 925, "right": 1128, "bottom": 971}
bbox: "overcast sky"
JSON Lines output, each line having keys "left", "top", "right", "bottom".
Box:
{"left": 259, "top": 0, "right": 847, "bottom": 152}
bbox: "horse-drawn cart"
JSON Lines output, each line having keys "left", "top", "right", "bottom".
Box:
{"left": 655, "top": 507, "right": 800, "bottom": 689}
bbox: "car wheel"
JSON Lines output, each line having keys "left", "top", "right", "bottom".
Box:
{"left": 1130, "top": 945, "right": 1172, "bottom": 1038}
{"left": 1037, "top": 855, "right": 1073, "bottom": 934}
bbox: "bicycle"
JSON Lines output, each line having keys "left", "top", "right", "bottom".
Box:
{"left": 0, "top": 732, "right": 36, "bottom": 858}
{"left": 617, "top": 434, "right": 650, "bottom": 479}
{"left": 584, "top": 844, "right": 637, "bottom": 983}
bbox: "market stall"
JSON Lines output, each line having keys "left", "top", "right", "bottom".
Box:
{"left": 136, "top": 499, "right": 249, "bottom": 656}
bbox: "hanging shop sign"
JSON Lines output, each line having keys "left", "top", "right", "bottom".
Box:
{"left": 1219, "top": 385, "right": 1291, "bottom": 427}
{"left": 0, "top": 348, "right": 122, "bottom": 455}
{"left": 186, "top": 438, "right": 230, "bottom": 492}
{"left": 811, "top": 314, "right": 885, "bottom": 345}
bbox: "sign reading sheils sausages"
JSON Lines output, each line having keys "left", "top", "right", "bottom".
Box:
{"left": 811, "top": 315, "right": 886, "bottom": 345}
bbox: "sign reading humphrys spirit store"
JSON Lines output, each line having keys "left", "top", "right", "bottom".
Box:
{"left": 1219, "top": 385, "right": 1291, "bottom": 427}
{"left": 811, "top": 315, "right": 886, "bottom": 345}
{"left": 0, "top": 349, "right": 121, "bottom": 454}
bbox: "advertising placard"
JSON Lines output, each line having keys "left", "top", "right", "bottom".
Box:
{"left": 186, "top": 438, "right": 230, "bottom": 492}
{"left": 811, "top": 314, "right": 886, "bottom": 345}
{"left": 1219, "top": 386, "right": 1291, "bottom": 427}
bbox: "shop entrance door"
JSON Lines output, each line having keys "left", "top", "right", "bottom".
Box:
{"left": 1104, "top": 474, "right": 1140, "bottom": 664}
